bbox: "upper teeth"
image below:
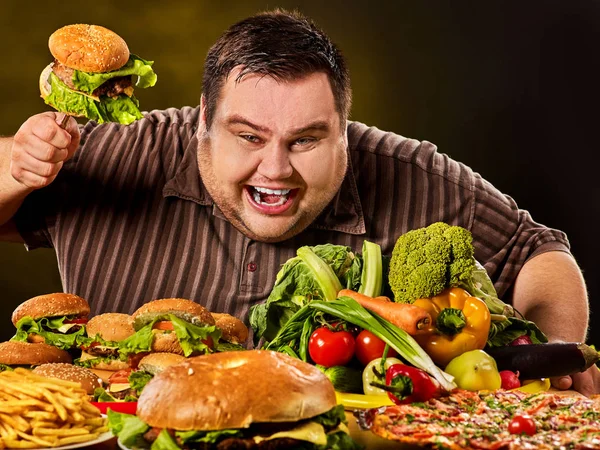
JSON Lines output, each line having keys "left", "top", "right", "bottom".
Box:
{"left": 253, "top": 187, "right": 291, "bottom": 195}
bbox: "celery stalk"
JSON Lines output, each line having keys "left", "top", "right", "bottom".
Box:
{"left": 358, "top": 240, "right": 383, "bottom": 297}
{"left": 297, "top": 247, "right": 343, "bottom": 301}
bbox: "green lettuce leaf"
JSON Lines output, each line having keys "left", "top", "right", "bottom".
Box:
{"left": 12, "top": 316, "right": 87, "bottom": 349}
{"left": 44, "top": 73, "right": 144, "bottom": 125}
{"left": 319, "top": 430, "right": 363, "bottom": 450}
{"left": 249, "top": 244, "right": 360, "bottom": 343}
{"left": 175, "top": 429, "right": 243, "bottom": 444}
{"left": 311, "top": 405, "right": 347, "bottom": 428}
{"left": 151, "top": 429, "right": 180, "bottom": 450}
{"left": 0, "top": 364, "right": 13, "bottom": 372}
{"left": 71, "top": 54, "right": 157, "bottom": 93}
{"left": 107, "top": 410, "right": 149, "bottom": 448}
{"left": 129, "top": 371, "right": 154, "bottom": 395}
{"left": 120, "top": 315, "right": 220, "bottom": 358}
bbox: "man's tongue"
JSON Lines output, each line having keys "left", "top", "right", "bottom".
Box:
{"left": 260, "top": 192, "right": 282, "bottom": 204}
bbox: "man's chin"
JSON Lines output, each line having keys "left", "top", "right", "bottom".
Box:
{"left": 234, "top": 213, "right": 309, "bottom": 243}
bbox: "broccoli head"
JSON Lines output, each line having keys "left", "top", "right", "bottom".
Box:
{"left": 389, "top": 222, "right": 475, "bottom": 303}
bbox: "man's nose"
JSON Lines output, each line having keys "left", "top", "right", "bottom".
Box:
{"left": 256, "top": 142, "right": 294, "bottom": 180}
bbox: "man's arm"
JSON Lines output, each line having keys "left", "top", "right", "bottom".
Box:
{"left": 0, "top": 113, "right": 80, "bottom": 241}
{"left": 511, "top": 250, "right": 600, "bottom": 395}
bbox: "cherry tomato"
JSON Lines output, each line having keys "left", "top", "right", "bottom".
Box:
{"left": 108, "top": 369, "right": 132, "bottom": 385}
{"left": 355, "top": 330, "right": 397, "bottom": 366}
{"left": 508, "top": 414, "right": 537, "bottom": 435}
{"left": 308, "top": 327, "right": 355, "bottom": 367}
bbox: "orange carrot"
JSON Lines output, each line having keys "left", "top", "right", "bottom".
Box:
{"left": 337, "top": 289, "right": 431, "bottom": 335}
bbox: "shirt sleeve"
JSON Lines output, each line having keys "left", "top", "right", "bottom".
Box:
{"left": 468, "top": 172, "right": 571, "bottom": 300}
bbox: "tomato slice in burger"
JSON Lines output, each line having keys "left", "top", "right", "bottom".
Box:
{"left": 91, "top": 402, "right": 137, "bottom": 415}
{"left": 152, "top": 321, "right": 174, "bottom": 331}
{"left": 64, "top": 317, "right": 89, "bottom": 324}
{"left": 108, "top": 369, "right": 132, "bottom": 385}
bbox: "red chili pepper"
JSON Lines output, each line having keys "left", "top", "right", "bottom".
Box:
{"left": 385, "top": 364, "right": 438, "bottom": 405}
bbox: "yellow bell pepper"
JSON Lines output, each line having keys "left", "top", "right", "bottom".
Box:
{"left": 413, "top": 287, "right": 491, "bottom": 367}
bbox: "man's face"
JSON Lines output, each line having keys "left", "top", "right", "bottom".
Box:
{"left": 197, "top": 70, "right": 348, "bottom": 242}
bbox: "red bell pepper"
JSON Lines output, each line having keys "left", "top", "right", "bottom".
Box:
{"left": 384, "top": 364, "right": 438, "bottom": 405}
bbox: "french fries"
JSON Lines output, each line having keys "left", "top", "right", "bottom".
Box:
{"left": 0, "top": 368, "right": 108, "bottom": 448}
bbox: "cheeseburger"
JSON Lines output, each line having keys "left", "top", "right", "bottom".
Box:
{"left": 95, "top": 352, "right": 186, "bottom": 402}
{"left": 32, "top": 363, "right": 101, "bottom": 397}
{"left": 121, "top": 298, "right": 221, "bottom": 358}
{"left": 11, "top": 293, "right": 90, "bottom": 350}
{"left": 39, "top": 24, "right": 157, "bottom": 124}
{"left": 0, "top": 341, "right": 72, "bottom": 372}
{"left": 77, "top": 312, "right": 135, "bottom": 375}
{"left": 108, "top": 350, "right": 360, "bottom": 449}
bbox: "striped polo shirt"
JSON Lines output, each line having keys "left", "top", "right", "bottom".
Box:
{"left": 14, "top": 106, "right": 570, "bottom": 324}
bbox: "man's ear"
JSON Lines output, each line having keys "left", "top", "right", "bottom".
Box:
{"left": 200, "top": 94, "right": 207, "bottom": 125}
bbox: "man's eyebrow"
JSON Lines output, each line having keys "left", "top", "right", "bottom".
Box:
{"left": 224, "top": 116, "right": 331, "bottom": 136}
{"left": 290, "top": 121, "right": 331, "bottom": 135}
{"left": 225, "top": 115, "right": 270, "bottom": 133}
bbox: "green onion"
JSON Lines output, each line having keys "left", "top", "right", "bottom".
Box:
{"left": 310, "top": 298, "right": 456, "bottom": 391}
{"left": 358, "top": 240, "right": 383, "bottom": 297}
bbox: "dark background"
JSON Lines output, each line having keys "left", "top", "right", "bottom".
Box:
{"left": 1, "top": 1, "right": 598, "bottom": 343}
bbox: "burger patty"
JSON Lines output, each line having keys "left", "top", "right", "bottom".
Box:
{"left": 51, "top": 60, "right": 133, "bottom": 98}
{"left": 142, "top": 429, "right": 304, "bottom": 449}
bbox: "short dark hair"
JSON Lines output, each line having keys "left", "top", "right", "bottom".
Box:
{"left": 202, "top": 9, "right": 352, "bottom": 130}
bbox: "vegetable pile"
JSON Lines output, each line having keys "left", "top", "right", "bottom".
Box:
{"left": 249, "top": 222, "right": 597, "bottom": 408}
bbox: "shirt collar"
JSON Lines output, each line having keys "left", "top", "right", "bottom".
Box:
{"left": 163, "top": 133, "right": 366, "bottom": 235}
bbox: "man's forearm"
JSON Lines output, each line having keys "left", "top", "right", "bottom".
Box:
{"left": 0, "top": 137, "right": 32, "bottom": 226}
{"left": 511, "top": 251, "right": 589, "bottom": 343}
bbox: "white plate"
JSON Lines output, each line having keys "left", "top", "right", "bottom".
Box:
{"left": 7, "top": 431, "right": 114, "bottom": 450}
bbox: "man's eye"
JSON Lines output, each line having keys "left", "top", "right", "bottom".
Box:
{"left": 241, "top": 134, "right": 261, "bottom": 144}
{"left": 294, "top": 137, "right": 316, "bottom": 146}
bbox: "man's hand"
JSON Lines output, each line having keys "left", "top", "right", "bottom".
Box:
{"left": 10, "top": 112, "right": 80, "bottom": 191}
{"left": 551, "top": 365, "right": 600, "bottom": 397}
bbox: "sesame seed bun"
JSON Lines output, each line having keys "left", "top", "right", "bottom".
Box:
{"left": 33, "top": 363, "right": 101, "bottom": 396}
{"left": 137, "top": 350, "right": 337, "bottom": 430}
{"left": 211, "top": 313, "right": 249, "bottom": 344}
{"left": 48, "top": 24, "right": 130, "bottom": 73}
{"left": 0, "top": 341, "right": 72, "bottom": 366}
{"left": 86, "top": 313, "right": 135, "bottom": 342}
{"left": 137, "top": 353, "right": 186, "bottom": 375}
{"left": 11, "top": 293, "right": 90, "bottom": 326}
{"left": 132, "top": 298, "right": 215, "bottom": 330}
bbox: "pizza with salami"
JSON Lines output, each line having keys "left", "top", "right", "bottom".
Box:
{"left": 361, "top": 388, "right": 600, "bottom": 449}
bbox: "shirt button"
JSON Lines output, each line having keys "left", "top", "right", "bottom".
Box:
{"left": 247, "top": 262, "right": 257, "bottom": 272}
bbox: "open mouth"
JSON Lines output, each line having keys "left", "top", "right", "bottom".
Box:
{"left": 245, "top": 186, "right": 298, "bottom": 214}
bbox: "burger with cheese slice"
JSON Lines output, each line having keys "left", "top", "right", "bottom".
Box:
{"left": 77, "top": 313, "right": 135, "bottom": 382}
{"left": 107, "top": 350, "right": 361, "bottom": 449}
{"left": 120, "top": 298, "right": 222, "bottom": 358}
{"left": 39, "top": 24, "right": 157, "bottom": 125}
{"left": 95, "top": 352, "right": 186, "bottom": 402}
{"left": 11, "top": 293, "right": 90, "bottom": 350}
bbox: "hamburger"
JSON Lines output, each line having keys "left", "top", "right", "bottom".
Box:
{"left": 77, "top": 313, "right": 135, "bottom": 378}
{"left": 95, "top": 352, "right": 186, "bottom": 402}
{"left": 11, "top": 293, "right": 90, "bottom": 350}
{"left": 120, "top": 298, "right": 221, "bottom": 358}
{"left": 211, "top": 312, "right": 249, "bottom": 351}
{"left": 39, "top": 24, "right": 157, "bottom": 125}
{"left": 0, "top": 341, "right": 72, "bottom": 372}
{"left": 108, "top": 350, "right": 360, "bottom": 449}
{"left": 32, "top": 363, "right": 101, "bottom": 397}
